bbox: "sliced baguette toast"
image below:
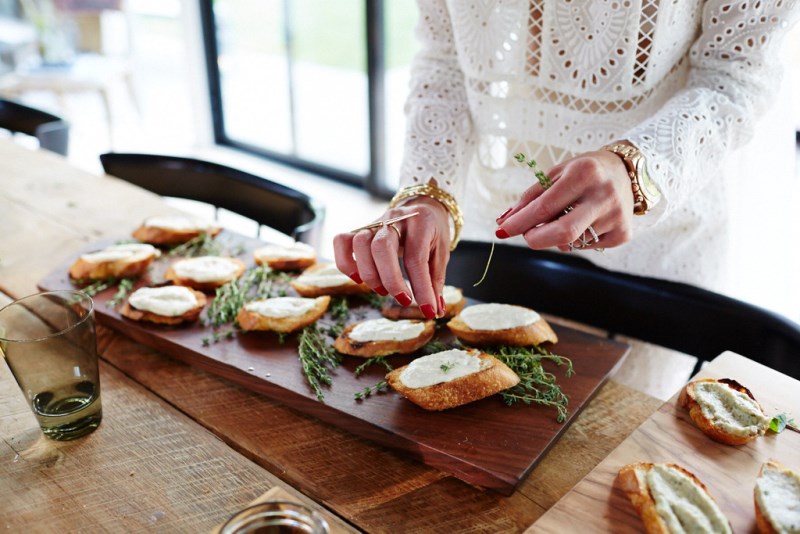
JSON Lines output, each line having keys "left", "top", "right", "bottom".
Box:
{"left": 253, "top": 243, "right": 316, "bottom": 271}
{"left": 236, "top": 296, "right": 330, "bottom": 333}
{"left": 290, "top": 263, "right": 370, "bottom": 297}
{"left": 678, "top": 378, "right": 770, "bottom": 445}
{"left": 385, "top": 349, "right": 520, "bottom": 411}
{"left": 132, "top": 215, "right": 221, "bottom": 245}
{"left": 617, "top": 462, "right": 732, "bottom": 534}
{"left": 69, "top": 243, "right": 159, "bottom": 281}
{"left": 447, "top": 303, "right": 557, "bottom": 346}
{"left": 754, "top": 460, "right": 800, "bottom": 534}
{"left": 120, "top": 286, "right": 207, "bottom": 325}
{"left": 334, "top": 319, "right": 435, "bottom": 357}
{"left": 381, "top": 285, "right": 466, "bottom": 320}
{"left": 164, "top": 256, "right": 247, "bottom": 292}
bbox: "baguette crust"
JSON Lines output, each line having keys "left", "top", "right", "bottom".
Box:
{"left": 164, "top": 257, "right": 247, "bottom": 291}
{"left": 290, "top": 263, "right": 370, "bottom": 297}
{"left": 447, "top": 314, "right": 558, "bottom": 346}
{"left": 132, "top": 224, "right": 221, "bottom": 245}
{"left": 253, "top": 245, "right": 316, "bottom": 271}
{"left": 678, "top": 378, "right": 769, "bottom": 446}
{"left": 120, "top": 289, "right": 207, "bottom": 325}
{"left": 69, "top": 247, "right": 157, "bottom": 281}
{"left": 617, "top": 462, "right": 732, "bottom": 534}
{"left": 754, "top": 460, "right": 800, "bottom": 534}
{"left": 236, "top": 296, "right": 330, "bottom": 333}
{"left": 334, "top": 320, "right": 435, "bottom": 357}
{"left": 386, "top": 351, "right": 520, "bottom": 411}
{"left": 381, "top": 296, "right": 466, "bottom": 320}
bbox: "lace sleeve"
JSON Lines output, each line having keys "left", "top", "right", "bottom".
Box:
{"left": 625, "top": 0, "right": 800, "bottom": 220}
{"left": 398, "top": 0, "right": 476, "bottom": 203}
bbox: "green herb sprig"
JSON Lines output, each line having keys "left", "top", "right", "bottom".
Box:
{"left": 354, "top": 380, "right": 388, "bottom": 401}
{"left": 73, "top": 278, "right": 113, "bottom": 297}
{"left": 354, "top": 356, "right": 393, "bottom": 377}
{"left": 297, "top": 323, "right": 342, "bottom": 401}
{"left": 201, "top": 328, "right": 237, "bottom": 346}
{"left": 205, "top": 265, "right": 290, "bottom": 327}
{"left": 167, "top": 232, "right": 224, "bottom": 258}
{"left": 108, "top": 278, "right": 135, "bottom": 308}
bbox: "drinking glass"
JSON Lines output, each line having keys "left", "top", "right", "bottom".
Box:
{"left": 220, "top": 501, "right": 330, "bottom": 534}
{"left": 0, "top": 290, "right": 102, "bottom": 441}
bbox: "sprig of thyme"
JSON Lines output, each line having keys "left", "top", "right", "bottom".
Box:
{"left": 422, "top": 338, "right": 460, "bottom": 354}
{"left": 167, "top": 232, "right": 224, "bottom": 258}
{"left": 514, "top": 152, "right": 552, "bottom": 189}
{"left": 354, "top": 380, "right": 388, "bottom": 401}
{"left": 201, "top": 328, "right": 237, "bottom": 346}
{"left": 205, "top": 265, "right": 291, "bottom": 327}
{"left": 354, "top": 356, "right": 393, "bottom": 377}
{"left": 73, "top": 278, "right": 113, "bottom": 297}
{"left": 297, "top": 323, "right": 342, "bottom": 401}
{"left": 484, "top": 344, "right": 574, "bottom": 422}
{"left": 108, "top": 278, "right": 135, "bottom": 308}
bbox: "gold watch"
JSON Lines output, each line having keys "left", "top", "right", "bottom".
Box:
{"left": 601, "top": 142, "right": 662, "bottom": 215}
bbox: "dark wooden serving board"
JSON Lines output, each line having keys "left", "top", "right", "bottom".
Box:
{"left": 40, "top": 232, "right": 630, "bottom": 495}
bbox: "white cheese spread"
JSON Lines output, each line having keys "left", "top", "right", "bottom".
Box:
{"left": 142, "top": 215, "right": 214, "bottom": 231}
{"left": 295, "top": 264, "right": 353, "bottom": 288}
{"left": 172, "top": 256, "right": 240, "bottom": 283}
{"left": 254, "top": 242, "right": 315, "bottom": 261}
{"left": 349, "top": 318, "right": 425, "bottom": 342}
{"left": 694, "top": 381, "right": 770, "bottom": 437}
{"left": 81, "top": 243, "right": 158, "bottom": 263}
{"left": 399, "top": 349, "right": 486, "bottom": 389}
{"left": 646, "top": 464, "right": 732, "bottom": 534}
{"left": 410, "top": 285, "right": 463, "bottom": 306}
{"left": 459, "top": 303, "right": 539, "bottom": 331}
{"left": 755, "top": 464, "right": 800, "bottom": 532}
{"left": 128, "top": 286, "right": 198, "bottom": 317}
{"left": 244, "top": 297, "right": 317, "bottom": 318}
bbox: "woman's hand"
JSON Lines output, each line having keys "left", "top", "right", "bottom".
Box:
{"left": 495, "top": 150, "right": 634, "bottom": 251}
{"left": 333, "top": 196, "right": 451, "bottom": 320}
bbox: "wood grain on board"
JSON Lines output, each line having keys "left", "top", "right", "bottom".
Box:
{"left": 39, "top": 233, "right": 631, "bottom": 495}
{"left": 531, "top": 351, "right": 800, "bottom": 532}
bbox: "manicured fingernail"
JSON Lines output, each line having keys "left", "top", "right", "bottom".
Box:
{"left": 438, "top": 295, "right": 446, "bottom": 316}
{"left": 496, "top": 228, "right": 510, "bottom": 239}
{"left": 421, "top": 304, "right": 436, "bottom": 320}
{"left": 394, "top": 292, "right": 412, "bottom": 306}
{"left": 374, "top": 285, "right": 388, "bottom": 296}
{"left": 348, "top": 272, "right": 362, "bottom": 284}
{"left": 496, "top": 207, "right": 512, "bottom": 222}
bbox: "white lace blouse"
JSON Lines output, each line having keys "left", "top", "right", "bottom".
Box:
{"left": 399, "top": 0, "right": 800, "bottom": 312}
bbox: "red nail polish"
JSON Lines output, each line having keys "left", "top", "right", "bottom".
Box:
{"left": 438, "top": 295, "right": 446, "bottom": 315}
{"left": 394, "top": 292, "right": 413, "bottom": 307}
{"left": 374, "top": 286, "right": 389, "bottom": 296}
{"left": 421, "top": 304, "right": 436, "bottom": 320}
{"left": 348, "top": 272, "right": 362, "bottom": 284}
{"left": 496, "top": 207, "right": 512, "bottom": 222}
{"left": 496, "top": 228, "right": 510, "bottom": 239}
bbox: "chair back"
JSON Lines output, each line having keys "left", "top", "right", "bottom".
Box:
{"left": 0, "top": 99, "right": 69, "bottom": 155}
{"left": 99, "top": 153, "right": 324, "bottom": 247}
{"left": 447, "top": 241, "right": 800, "bottom": 379}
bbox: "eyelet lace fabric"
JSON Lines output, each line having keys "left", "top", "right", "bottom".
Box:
{"left": 399, "top": 0, "right": 800, "bottom": 311}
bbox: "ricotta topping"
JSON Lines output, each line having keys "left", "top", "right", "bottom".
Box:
{"left": 646, "top": 464, "right": 732, "bottom": 534}
{"left": 410, "top": 285, "right": 463, "bottom": 306}
{"left": 254, "top": 242, "right": 315, "bottom": 261}
{"left": 172, "top": 256, "right": 240, "bottom": 283}
{"left": 694, "top": 381, "right": 770, "bottom": 437}
{"left": 244, "top": 297, "right": 317, "bottom": 318}
{"left": 81, "top": 243, "right": 158, "bottom": 263}
{"left": 128, "top": 286, "right": 198, "bottom": 317}
{"left": 349, "top": 318, "right": 425, "bottom": 342}
{"left": 295, "top": 264, "right": 353, "bottom": 288}
{"left": 755, "top": 464, "right": 800, "bottom": 532}
{"left": 142, "top": 215, "right": 215, "bottom": 231}
{"left": 399, "top": 349, "right": 486, "bottom": 389}
{"left": 459, "top": 303, "right": 539, "bottom": 331}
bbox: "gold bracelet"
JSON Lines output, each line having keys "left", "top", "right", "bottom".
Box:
{"left": 389, "top": 182, "right": 463, "bottom": 251}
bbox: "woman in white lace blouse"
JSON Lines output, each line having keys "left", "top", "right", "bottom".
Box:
{"left": 334, "top": 0, "right": 800, "bottom": 320}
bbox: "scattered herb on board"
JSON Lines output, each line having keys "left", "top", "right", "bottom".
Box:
{"left": 297, "top": 323, "right": 342, "bottom": 401}
{"left": 354, "top": 380, "right": 388, "bottom": 401}
{"left": 421, "top": 338, "right": 459, "bottom": 354}
{"left": 201, "top": 328, "right": 237, "bottom": 347}
{"left": 73, "top": 277, "right": 113, "bottom": 297}
{"left": 769, "top": 413, "right": 798, "bottom": 434}
{"left": 205, "top": 265, "right": 290, "bottom": 327}
{"left": 107, "top": 278, "right": 135, "bottom": 308}
{"left": 484, "top": 344, "right": 574, "bottom": 422}
{"left": 167, "top": 232, "right": 224, "bottom": 258}
{"left": 354, "top": 356, "right": 393, "bottom": 377}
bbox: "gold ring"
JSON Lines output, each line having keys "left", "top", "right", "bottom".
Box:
{"left": 387, "top": 223, "right": 402, "bottom": 240}
{"left": 349, "top": 212, "right": 420, "bottom": 233}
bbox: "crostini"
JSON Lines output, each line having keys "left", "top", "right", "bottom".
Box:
{"left": 334, "top": 318, "right": 435, "bottom": 357}
{"left": 236, "top": 296, "right": 330, "bottom": 333}
{"left": 253, "top": 242, "right": 316, "bottom": 271}
{"left": 132, "top": 214, "right": 221, "bottom": 245}
{"left": 447, "top": 302, "right": 557, "bottom": 346}
{"left": 164, "top": 256, "right": 247, "bottom": 292}
{"left": 381, "top": 285, "right": 466, "bottom": 320}
{"left": 290, "top": 263, "right": 369, "bottom": 297}
{"left": 120, "top": 285, "right": 207, "bottom": 325}
{"left": 69, "top": 243, "right": 159, "bottom": 281}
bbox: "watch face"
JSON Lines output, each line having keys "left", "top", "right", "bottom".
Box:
{"left": 636, "top": 158, "right": 661, "bottom": 200}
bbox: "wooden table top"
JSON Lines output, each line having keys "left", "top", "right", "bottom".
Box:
{"left": 0, "top": 140, "right": 665, "bottom": 532}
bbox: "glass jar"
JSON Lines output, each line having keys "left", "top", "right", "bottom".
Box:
{"left": 220, "top": 500, "right": 330, "bottom": 534}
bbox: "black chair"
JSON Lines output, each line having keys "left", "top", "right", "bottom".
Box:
{"left": 99, "top": 153, "right": 325, "bottom": 247}
{"left": 446, "top": 241, "right": 800, "bottom": 379}
{"left": 0, "top": 99, "right": 69, "bottom": 155}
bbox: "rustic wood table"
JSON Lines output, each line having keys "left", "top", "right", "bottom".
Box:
{"left": 0, "top": 140, "right": 664, "bottom": 532}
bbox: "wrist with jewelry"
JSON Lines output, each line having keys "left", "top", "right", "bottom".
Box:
{"left": 601, "top": 141, "right": 662, "bottom": 216}
{"left": 389, "top": 182, "right": 463, "bottom": 251}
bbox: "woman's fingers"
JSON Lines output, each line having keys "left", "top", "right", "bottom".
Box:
{"left": 371, "top": 224, "right": 413, "bottom": 305}
{"left": 333, "top": 233, "right": 361, "bottom": 284}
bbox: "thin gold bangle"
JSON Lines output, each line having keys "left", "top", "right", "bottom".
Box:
{"left": 389, "top": 182, "right": 463, "bottom": 251}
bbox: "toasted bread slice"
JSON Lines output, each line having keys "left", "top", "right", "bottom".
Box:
{"left": 334, "top": 318, "right": 435, "bottom": 357}
{"left": 678, "top": 378, "right": 770, "bottom": 446}
{"left": 69, "top": 243, "right": 159, "bottom": 281}
{"left": 120, "top": 285, "right": 207, "bottom": 325}
{"left": 132, "top": 215, "right": 221, "bottom": 245}
{"left": 617, "top": 462, "right": 732, "bottom": 534}
{"left": 754, "top": 460, "right": 800, "bottom": 534}
{"left": 290, "top": 263, "right": 370, "bottom": 297}
{"left": 236, "top": 296, "right": 330, "bottom": 333}
{"left": 253, "top": 242, "right": 316, "bottom": 271}
{"left": 381, "top": 285, "right": 466, "bottom": 320}
{"left": 447, "top": 303, "right": 557, "bottom": 346}
{"left": 164, "top": 256, "right": 247, "bottom": 291}
{"left": 385, "top": 349, "right": 520, "bottom": 411}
